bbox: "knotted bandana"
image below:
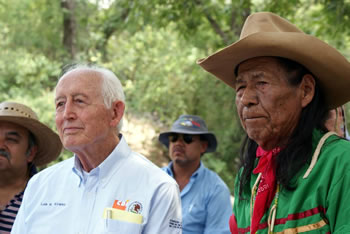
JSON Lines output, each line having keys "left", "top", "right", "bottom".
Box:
{"left": 251, "top": 146, "right": 280, "bottom": 233}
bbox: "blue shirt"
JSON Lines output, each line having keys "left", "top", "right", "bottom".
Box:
{"left": 12, "top": 136, "right": 182, "bottom": 234}
{"left": 163, "top": 162, "right": 232, "bottom": 234}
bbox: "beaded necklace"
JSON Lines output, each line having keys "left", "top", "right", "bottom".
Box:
{"left": 250, "top": 173, "right": 280, "bottom": 234}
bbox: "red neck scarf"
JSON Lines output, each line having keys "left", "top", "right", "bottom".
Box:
{"left": 251, "top": 146, "right": 280, "bottom": 233}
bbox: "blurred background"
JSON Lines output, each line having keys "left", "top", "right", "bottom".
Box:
{"left": 1, "top": 0, "right": 349, "bottom": 193}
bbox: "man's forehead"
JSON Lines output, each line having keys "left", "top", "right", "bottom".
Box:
{"left": 59, "top": 69, "right": 102, "bottom": 83}
{"left": 236, "top": 57, "right": 284, "bottom": 80}
{"left": 236, "top": 71, "right": 265, "bottom": 81}
{"left": 56, "top": 70, "right": 103, "bottom": 96}
{"left": 238, "top": 57, "right": 280, "bottom": 70}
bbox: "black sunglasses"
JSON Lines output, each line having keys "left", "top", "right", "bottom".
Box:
{"left": 169, "top": 134, "right": 195, "bottom": 144}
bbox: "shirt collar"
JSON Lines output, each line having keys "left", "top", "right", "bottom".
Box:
{"left": 191, "top": 161, "right": 203, "bottom": 178}
{"left": 72, "top": 134, "right": 132, "bottom": 187}
{"left": 165, "top": 161, "right": 204, "bottom": 179}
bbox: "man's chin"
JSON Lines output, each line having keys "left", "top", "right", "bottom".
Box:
{"left": 246, "top": 130, "right": 270, "bottom": 145}
{"left": 173, "top": 158, "right": 188, "bottom": 166}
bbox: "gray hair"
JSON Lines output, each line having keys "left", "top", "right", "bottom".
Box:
{"left": 57, "top": 64, "right": 125, "bottom": 132}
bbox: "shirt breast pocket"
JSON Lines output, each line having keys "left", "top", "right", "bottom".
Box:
{"left": 104, "top": 219, "right": 142, "bottom": 233}
{"left": 102, "top": 208, "right": 143, "bottom": 234}
{"left": 187, "top": 203, "right": 206, "bottom": 225}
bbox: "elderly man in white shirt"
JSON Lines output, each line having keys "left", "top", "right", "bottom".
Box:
{"left": 11, "top": 64, "right": 182, "bottom": 234}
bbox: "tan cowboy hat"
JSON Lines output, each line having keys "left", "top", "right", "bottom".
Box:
{"left": 0, "top": 101, "right": 62, "bottom": 166}
{"left": 197, "top": 12, "right": 350, "bottom": 109}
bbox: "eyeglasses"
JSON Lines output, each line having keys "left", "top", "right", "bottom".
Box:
{"left": 169, "top": 134, "right": 196, "bottom": 144}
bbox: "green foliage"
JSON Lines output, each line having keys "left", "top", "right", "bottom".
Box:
{"left": 107, "top": 25, "right": 202, "bottom": 121}
{"left": 0, "top": 49, "right": 61, "bottom": 99}
{"left": 0, "top": 0, "right": 63, "bottom": 58}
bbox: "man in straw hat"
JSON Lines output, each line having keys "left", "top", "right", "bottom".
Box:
{"left": 12, "top": 64, "right": 182, "bottom": 234}
{"left": 0, "top": 101, "right": 61, "bottom": 234}
{"left": 197, "top": 12, "right": 350, "bottom": 233}
{"left": 159, "top": 115, "right": 232, "bottom": 234}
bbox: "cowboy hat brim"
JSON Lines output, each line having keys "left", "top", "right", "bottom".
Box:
{"left": 197, "top": 31, "right": 350, "bottom": 109}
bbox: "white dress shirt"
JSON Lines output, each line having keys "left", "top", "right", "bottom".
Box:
{"left": 12, "top": 136, "right": 182, "bottom": 234}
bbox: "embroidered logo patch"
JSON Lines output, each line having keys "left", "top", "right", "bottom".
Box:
{"left": 127, "top": 201, "right": 143, "bottom": 214}
{"left": 180, "top": 118, "right": 201, "bottom": 128}
{"left": 112, "top": 199, "right": 130, "bottom": 210}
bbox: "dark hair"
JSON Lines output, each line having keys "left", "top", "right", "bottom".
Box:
{"left": 199, "top": 135, "right": 208, "bottom": 156}
{"left": 199, "top": 135, "right": 208, "bottom": 142}
{"left": 26, "top": 131, "right": 37, "bottom": 176}
{"left": 26, "top": 131, "right": 37, "bottom": 156}
{"left": 238, "top": 57, "right": 329, "bottom": 199}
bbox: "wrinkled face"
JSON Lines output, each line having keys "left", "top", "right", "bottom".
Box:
{"left": 0, "top": 121, "right": 35, "bottom": 172}
{"left": 235, "top": 57, "right": 307, "bottom": 150}
{"left": 55, "top": 70, "right": 114, "bottom": 153}
{"left": 169, "top": 134, "right": 207, "bottom": 167}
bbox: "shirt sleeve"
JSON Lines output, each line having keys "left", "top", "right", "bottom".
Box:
{"left": 326, "top": 169, "right": 350, "bottom": 233}
{"left": 203, "top": 183, "right": 233, "bottom": 234}
{"left": 143, "top": 182, "right": 182, "bottom": 234}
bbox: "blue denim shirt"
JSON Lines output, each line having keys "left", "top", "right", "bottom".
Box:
{"left": 163, "top": 161, "right": 232, "bottom": 234}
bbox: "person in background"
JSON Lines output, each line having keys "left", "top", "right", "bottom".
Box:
{"left": 198, "top": 12, "right": 350, "bottom": 233}
{"left": 159, "top": 115, "right": 232, "bottom": 234}
{"left": 11, "top": 64, "right": 182, "bottom": 234}
{"left": 325, "top": 105, "right": 347, "bottom": 138}
{"left": 0, "top": 101, "right": 62, "bottom": 234}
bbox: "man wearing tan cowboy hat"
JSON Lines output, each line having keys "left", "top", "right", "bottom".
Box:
{"left": 159, "top": 115, "right": 232, "bottom": 234}
{"left": 198, "top": 12, "right": 350, "bottom": 233}
{"left": 0, "top": 101, "right": 61, "bottom": 234}
{"left": 12, "top": 64, "right": 182, "bottom": 234}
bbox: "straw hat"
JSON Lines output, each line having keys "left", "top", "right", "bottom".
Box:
{"left": 159, "top": 115, "right": 217, "bottom": 153}
{"left": 197, "top": 12, "right": 350, "bottom": 109}
{"left": 0, "top": 102, "right": 62, "bottom": 166}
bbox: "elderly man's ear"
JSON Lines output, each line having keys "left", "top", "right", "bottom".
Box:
{"left": 109, "top": 100, "right": 125, "bottom": 127}
{"left": 300, "top": 74, "right": 316, "bottom": 108}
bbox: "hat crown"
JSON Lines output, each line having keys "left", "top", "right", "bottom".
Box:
{"left": 240, "top": 12, "right": 303, "bottom": 39}
{"left": 171, "top": 115, "right": 208, "bottom": 133}
{"left": 159, "top": 114, "right": 217, "bottom": 152}
{"left": 0, "top": 102, "right": 39, "bottom": 120}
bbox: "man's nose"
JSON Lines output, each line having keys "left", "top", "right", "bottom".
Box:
{"left": 62, "top": 101, "right": 77, "bottom": 120}
{"left": 239, "top": 87, "right": 258, "bottom": 107}
{"left": 0, "top": 136, "right": 6, "bottom": 148}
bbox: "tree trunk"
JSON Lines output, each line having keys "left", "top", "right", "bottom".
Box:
{"left": 62, "top": 0, "right": 76, "bottom": 60}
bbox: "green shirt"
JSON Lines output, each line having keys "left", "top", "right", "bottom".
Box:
{"left": 233, "top": 130, "right": 350, "bottom": 233}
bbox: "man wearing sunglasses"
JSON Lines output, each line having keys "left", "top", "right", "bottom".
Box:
{"left": 159, "top": 115, "right": 232, "bottom": 234}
